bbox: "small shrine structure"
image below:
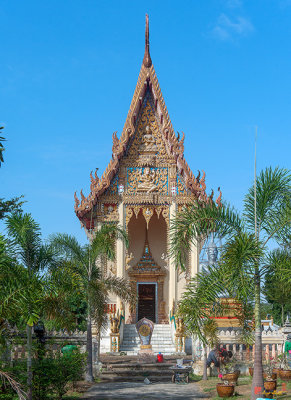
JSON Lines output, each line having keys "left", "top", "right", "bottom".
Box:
{"left": 74, "top": 16, "right": 222, "bottom": 336}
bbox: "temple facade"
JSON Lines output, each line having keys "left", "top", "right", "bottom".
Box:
{"left": 74, "top": 16, "right": 222, "bottom": 335}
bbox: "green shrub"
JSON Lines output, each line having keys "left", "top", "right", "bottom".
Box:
{"left": 32, "top": 349, "right": 86, "bottom": 400}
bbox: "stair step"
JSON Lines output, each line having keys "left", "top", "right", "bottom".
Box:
{"left": 101, "top": 374, "right": 173, "bottom": 382}
{"left": 103, "top": 370, "right": 173, "bottom": 375}
{"left": 120, "top": 323, "right": 176, "bottom": 356}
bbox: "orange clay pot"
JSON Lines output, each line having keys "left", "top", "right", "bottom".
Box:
{"left": 216, "top": 383, "right": 235, "bottom": 398}
{"left": 264, "top": 379, "right": 277, "bottom": 392}
{"left": 279, "top": 369, "right": 291, "bottom": 380}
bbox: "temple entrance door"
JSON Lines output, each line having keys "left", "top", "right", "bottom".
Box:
{"left": 137, "top": 283, "right": 157, "bottom": 323}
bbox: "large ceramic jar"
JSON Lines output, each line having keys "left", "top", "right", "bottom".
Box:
{"left": 279, "top": 370, "right": 291, "bottom": 380}
{"left": 216, "top": 383, "right": 235, "bottom": 398}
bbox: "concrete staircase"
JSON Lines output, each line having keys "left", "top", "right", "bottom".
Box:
{"left": 120, "top": 324, "right": 176, "bottom": 355}
{"left": 99, "top": 355, "right": 193, "bottom": 382}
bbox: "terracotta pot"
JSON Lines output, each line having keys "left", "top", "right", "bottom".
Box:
{"left": 263, "top": 372, "right": 277, "bottom": 380}
{"left": 216, "top": 383, "right": 235, "bottom": 398}
{"left": 249, "top": 367, "right": 253, "bottom": 377}
{"left": 264, "top": 380, "right": 277, "bottom": 392}
{"left": 279, "top": 369, "right": 291, "bottom": 380}
{"left": 221, "top": 372, "right": 238, "bottom": 386}
{"left": 272, "top": 368, "right": 280, "bottom": 375}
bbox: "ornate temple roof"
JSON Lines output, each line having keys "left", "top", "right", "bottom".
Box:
{"left": 74, "top": 15, "right": 222, "bottom": 221}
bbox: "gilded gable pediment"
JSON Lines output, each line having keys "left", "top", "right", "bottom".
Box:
{"left": 123, "top": 94, "right": 172, "bottom": 167}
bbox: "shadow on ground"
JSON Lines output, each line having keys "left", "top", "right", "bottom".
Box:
{"left": 83, "top": 381, "right": 209, "bottom": 400}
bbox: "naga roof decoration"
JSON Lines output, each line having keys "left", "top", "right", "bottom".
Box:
{"left": 75, "top": 15, "right": 222, "bottom": 220}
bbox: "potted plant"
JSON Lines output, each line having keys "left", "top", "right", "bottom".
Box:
{"left": 220, "top": 359, "right": 240, "bottom": 385}
{"left": 216, "top": 381, "right": 235, "bottom": 398}
{"left": 263, "top": 358, "right": 277, "bottom": 381}
{"left": 278, "top": 353, "right": 291, "bottom": 380}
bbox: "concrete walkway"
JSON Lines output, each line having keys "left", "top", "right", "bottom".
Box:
{"left": 83, "top": 381, "right": 209, "bottom": 399}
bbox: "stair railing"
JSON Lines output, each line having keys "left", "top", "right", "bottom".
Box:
{"left": 109, "top": 305, "right": 125, "bottom": 353}
{"left": 169, "top": 302, "right": 186, "bottom": 353}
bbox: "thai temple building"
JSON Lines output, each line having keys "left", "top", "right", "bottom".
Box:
{"left": 74, "top": 15, "right": 223, "bottom": 354}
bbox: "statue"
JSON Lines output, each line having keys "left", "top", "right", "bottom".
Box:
{"left": 137, "top": 167, "right": 157, "bottom": 193}
{"left": 110, "top": 314, "right": 119, "bottom": 334}
{"left": 140, "top": 125, "right": 157, "bottom": 152}
{"left": 125, "top": 251, "right": 134, "bottom": 271}
{"left": 206, "top": 240, "right": 218, "bottom": 265}
{"left": 199, "top": 234, "right": 219, "bottom": 273}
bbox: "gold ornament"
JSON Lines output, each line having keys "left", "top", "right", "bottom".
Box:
{"left": 138, "top": 324, "right": 151, "bottom": 337}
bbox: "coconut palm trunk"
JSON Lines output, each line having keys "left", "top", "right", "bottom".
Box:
{"left": 203, "top": 345, "right": 208, "bottom": 380}
{"left": 251, "top": 272, "right": 264, "bottom": 399}
{"left": 86, "top": 308, "right": 94, "bottom": 382}
{"left": 26, "top": 325, "right": 33, "bottom": 400}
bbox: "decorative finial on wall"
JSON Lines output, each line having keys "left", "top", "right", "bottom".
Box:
{"left": 143, "top": 14, "right": 152, "bottom": 68}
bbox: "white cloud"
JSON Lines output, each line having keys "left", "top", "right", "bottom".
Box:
{"left": 212, "top": 14, "right": 254, "bottom": 41}
{"left": 225, "top": 0, "right": 243, "bottom": 8}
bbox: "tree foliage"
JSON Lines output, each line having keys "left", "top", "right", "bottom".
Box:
{"left": 263, "top": 248, "right": 291, "bottom": 325}
{"left": 50, "top": 224, "right": 135, "bottom": 381}
{"left": 171, "top": 166, "right": 291, "bottom": 400}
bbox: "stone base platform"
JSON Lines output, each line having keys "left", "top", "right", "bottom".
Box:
{"left": 99, "top": 354, "right": 192, "bottom": 383}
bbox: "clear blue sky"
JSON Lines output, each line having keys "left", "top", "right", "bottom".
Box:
{"left": 1, "top": 0, "right": 290, "bottom": 244}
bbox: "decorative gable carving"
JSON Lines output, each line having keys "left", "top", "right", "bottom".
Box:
{"left": 74, "top": 16, "right": 222, "bottom": 222}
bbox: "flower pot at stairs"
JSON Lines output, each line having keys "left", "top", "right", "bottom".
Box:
{"left": 216, "top": 383, "right": 235, "bottom": 398}
{"left": 278, "top": 369, "right": 291, "bottom": 380}
{"left": 221, "top": 371, "right": 239, "bottom": 385}
{"left": 263, "top": 372, "right": 277, "bottom": 381}
{"left": 272, "top": 368, "right": 280, "bottom": 376}
{"left": 264, "top": 380, "right": 277, "bottom": 392}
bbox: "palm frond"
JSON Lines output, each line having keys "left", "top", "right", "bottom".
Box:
{"left": 50, "top": 233, "right": 85, "bottom": 265}
{"left": 170, "top": 201, "right": 243, "bottom": 270}
{"left": 102, "top": 275, "right": 135, "bottom": 305}
{"left": 91, "top": 224, "right": 128, "bottom": 262}
{"left": 5, "top": 213, "right": 43, "bottom": 272}
{"left": 0, "top": 370, "right": 27, "bottom": 400}
{"left": 178, "top": 266, "right": 226, "bottom": 343}
{"left": 244, "top": 166, "right": 291, "bottom": 240}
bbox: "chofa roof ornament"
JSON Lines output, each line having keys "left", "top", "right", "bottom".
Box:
{"left": 143, "top": 14, "right": 152, "bottom": 68}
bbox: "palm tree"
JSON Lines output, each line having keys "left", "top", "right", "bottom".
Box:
{"left": 171, "top": 166, "right": 291, "bottom": 400}
{"left": 264, "top": 248, "right": 291, "bottom": 325}
{"left": 50, "top": 224, "right": 134, "bottom": 382}
{"left": 3, "top": 213, "right": 58, "bottom": 400}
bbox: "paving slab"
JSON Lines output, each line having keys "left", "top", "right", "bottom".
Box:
{"left": 83, "top": 381, "right": 209, "bottom": 399}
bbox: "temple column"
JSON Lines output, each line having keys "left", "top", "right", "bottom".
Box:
{"left": 190, "top": 238, "right": 200, "bottom": 277}
{"left": 168, "top": 203, "right": 177, "bottom": 314}
{"left": 116, "top": 202, "right": 125, "bottom": 311}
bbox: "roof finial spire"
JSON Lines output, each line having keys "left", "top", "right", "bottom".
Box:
{"left": 143, "top": 14, "right": 152, "bottom": 68}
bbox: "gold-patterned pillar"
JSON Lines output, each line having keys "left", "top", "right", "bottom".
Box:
{"left": 168, "top": 202, "right": 177, "bottom": 315}
{"left": 116, "top": 202, "right": 125, "bottom": 311}
{"left": 157, "top": 278, "right": 166, "bottom": 323}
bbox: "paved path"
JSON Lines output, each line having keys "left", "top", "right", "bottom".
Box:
{"left": 83, "top": 381, "right": 209, "bottom": 400}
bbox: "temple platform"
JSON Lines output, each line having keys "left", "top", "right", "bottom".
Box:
{"left": 99, "top": 354, "right": 192, "bottom": 383}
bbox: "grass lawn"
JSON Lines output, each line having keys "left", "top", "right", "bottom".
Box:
{"left": 190, "top": 374, "right": 291, "bottom": 399}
